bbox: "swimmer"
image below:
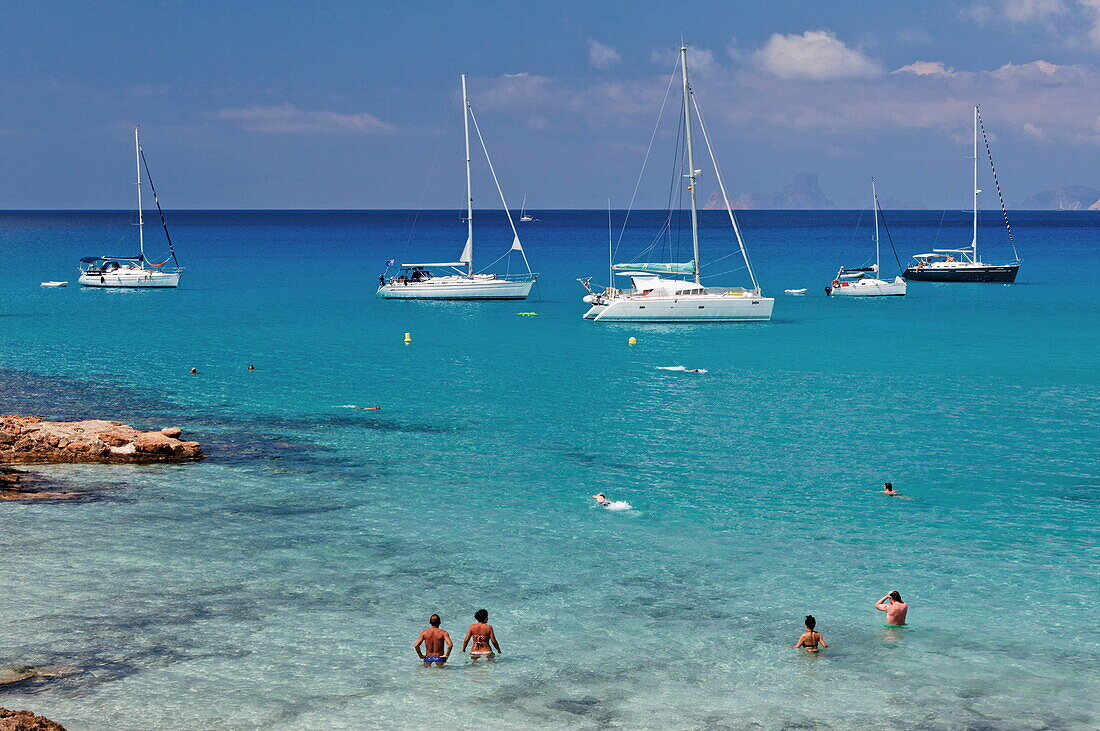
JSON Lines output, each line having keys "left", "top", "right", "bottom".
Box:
{"left": 189, "top": 368, "right": 199, "bottom": 374}
{"left": 793, "top": 615, "right": 829, "bottom": 653}
{"left": 592, "top": 493, "right": 612, "bottom": 507}
{"left": 247, "top": 365, "right": 256, "bottom": 371}
{"left": 875, "top": 590, "right": 909, "bottom": 627}
{"left": 414, "top": 613, "right": 453, "bottom": 666}
{"left": 871, "top": 482, "right": 910, "bottom": 498}
{"left": 462, "top": 608, "right": 501, "bottom": 661}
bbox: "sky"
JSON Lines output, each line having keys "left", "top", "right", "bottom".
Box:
{"left": 4, "top": 0, "right": 1100, "bottom": 209}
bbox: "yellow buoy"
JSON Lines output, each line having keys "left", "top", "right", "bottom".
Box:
{"left": 404, "top": 332, "right": 412, "bottom": 344}
{"left": 628, "top": 336, "right": 637, "bottom": 346}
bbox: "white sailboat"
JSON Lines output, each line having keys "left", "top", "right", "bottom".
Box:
{"left": 579, "top": 45, "right": 773, "bottom": 322}
{"left": 903, "top": 106, "right": 1020, "bottom": 283}
{"left": 78, "top": 128, "right": 183, "bottom": 288}
{"left": 519, "top": 193, "right": 534, "bottom": 222}
{"left": 826, "top": 179, "right": 906, "bottom": 297}
{"left": 378, "top": 75, "right": 537, "bottom": 300}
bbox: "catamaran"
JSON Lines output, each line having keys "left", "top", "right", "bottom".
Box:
{"left": 78, "top": 128, "right": 183, "bottom": 288}
{"left": 378, "top": 75, "right": 537, "bottom": 300}
{"left": 579, "top": 46, "right": 772, "bottom": 322}
{"left": 903, "top": 106, "right": 1020, "bottom": 283}
{"left": 826, "top": 179, "right": 906, "bottom": 297}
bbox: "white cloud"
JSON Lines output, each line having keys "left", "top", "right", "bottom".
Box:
{"left": 214, "top": 104, "right": 391, "bottom": 134}
{"left": 893, "top": 61, "right": 958, "bottom": 77}
{"left": 587, "top": 39, "right": 621, "bottom": 70}
{"left": 649, "top": 46, "right": 718, "bottom": 75}
{"left": 1081, "top": 0, "right": 1100, "bottom": 47}
{"left": 965, "top": 0, "right": 1067, "bottom": 23}
{"left": 989, "top": 59, "right": 1083, "bottom": 82}
{"left": 1023, "top": 121, "right": 1047, "bottom": 138}
{"left": 754, "top": 30, "right": 882, "bottom": 80}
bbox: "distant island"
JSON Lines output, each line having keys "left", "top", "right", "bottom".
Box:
{"left": 1018, "top": 186, "right": 1100, "bottom": 210}
{"left": 709, "top": 172, "right": 836, "bottom": 210}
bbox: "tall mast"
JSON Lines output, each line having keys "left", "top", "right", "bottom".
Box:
{"left": 680, "top": 46, "right": 701, "bottom": 284}
{"left": 972, "top": 104, "right": 979, "bottom": 262}
{"left": 872, "top": 178, "right": 880, "bottom": 275}
{"left": 462, "top": 74, "right": 474, "bottom": 277}
{"left": 134, "top": 127, "right": 145, "bottom": 264}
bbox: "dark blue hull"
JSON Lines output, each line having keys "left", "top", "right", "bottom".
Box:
{"left": 902, "top": 264, "right": 1019, "bottom": 282}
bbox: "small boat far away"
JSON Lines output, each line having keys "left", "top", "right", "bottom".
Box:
{"left": 78, "top": 128, "right": 183, "bottom": 288}
{"left": 578, "top": 45, "right": 773, "bottom": 322}
{"left": 519, "top": 193, "right": 535, "bottom": 222}
{"left": 826, "top": 179, "right": 907, "bottom": 297}
{"left": 378, "top": 75, "right": 537, "bottom": 300}
{"left": 903, "top": 106, "right": 1020, "bottom": 283}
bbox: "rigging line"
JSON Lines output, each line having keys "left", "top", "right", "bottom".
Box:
{"left": 467, "top": 105, "right": 531, "bottom": 273}
{"left": 977, "top": 109, "right": 1019, "bottom": 262}
{"left": 876, "top": 195, "right": 903, "bottom": 270}
{"left": 138, "top": 148, "right": 179, "bottom": 268}
{"left": 614, "top": 58, "right": 681, "bottom": 258}
{"left": 689, "top": 92, "right": 760, "bottom": 292}
{"left": 402, "top": 88, "right": 457, "bottom": 259}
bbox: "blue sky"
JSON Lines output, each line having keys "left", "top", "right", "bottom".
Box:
{"left": 4, "top": 0, "right": 1100, "bottom": 208}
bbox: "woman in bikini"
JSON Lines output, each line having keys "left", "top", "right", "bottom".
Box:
{"left": 794, "top": 615, "right": 829, "bottom": 653}
{"left": 462, "top": 608, "right": 501, "bottom": 661}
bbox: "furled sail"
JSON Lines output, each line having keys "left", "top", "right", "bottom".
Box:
{"left": 612, "top": 261, "right": 695, "bottom": 274}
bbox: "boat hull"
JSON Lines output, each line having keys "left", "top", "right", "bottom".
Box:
{"left": 377, "top": 278, "right": 534, "bottom": 300}
{"left": 78, "top": 271, "right": 181, "bottom": 288}
{"left": 826, "top": 278, "right": 907, "bottom": 297}
{"left": 902, "top": 264, "right": 1019, "bottom": 282}
{"left": 584, "top": 294, "right": 774, "bottom": 322}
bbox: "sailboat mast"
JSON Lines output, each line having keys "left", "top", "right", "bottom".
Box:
{"left": 972, "top": 104, "right": 979, "bottom": 262}
{"left": 462, "top": 74, "right": 474, "bottom": 277}
{"left": 680, "top": 46, "right": 701, "bottom": 284}
{"left": 872, "top": 178, "right": 880, "bottom": 275}
{"left": 134, "top": 127, "right": 145, "bottom": 265}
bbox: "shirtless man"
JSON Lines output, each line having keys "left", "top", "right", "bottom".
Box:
{"left": 875, "top": 590, "right": 909, "bottom": 626}
{"left": 593, "top": 493, "right": 611, "bottom": 507}
{"left": 462, "top": 609, "right": 501, "bottom": 661}
{"left": 413, "top": 614, "right": 453, "bottom": 666}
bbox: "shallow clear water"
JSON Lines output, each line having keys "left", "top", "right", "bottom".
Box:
{"left": 0, "top": 210, "right": 1097, "bottom": 729}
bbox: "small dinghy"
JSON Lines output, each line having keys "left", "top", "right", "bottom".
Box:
{"left": 40, "top": 281, "right": 68, "bottom": 288}
{"left": 784, "top": 288, "right": 807, "bottom": 295}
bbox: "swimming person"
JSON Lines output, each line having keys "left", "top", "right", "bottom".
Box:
{"left": 413, "top": 614, "right": 453, "bottom": 666}
{"left": 592, "top": 493, "right": 611, "bottom": 507}
{"left": 189, "top": 368, "right": 199, "bottom": 374}
{"left": 881, "top": 482, "right": 897, "bottom": 495}
{"left": 247, "top": 365, "right": 256, "bottom": 371}
{"left": 462, "top": 609, "right": 501, "bottom": 661}
{"left": 875, "top": 590, "right": 909, "bottom": 626}
{"left": 794, "top": 615, "right": 829, "bottom": 653}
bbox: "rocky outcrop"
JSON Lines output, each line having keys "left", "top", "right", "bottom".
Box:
{"left": 0, "top": 708, "right": 66, "bottom": 731}
{"left": 0, "top": 416, "right": 202, "bottom": 464}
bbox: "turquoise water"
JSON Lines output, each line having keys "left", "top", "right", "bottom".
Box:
{"left": 0, "top": 210, "right": 1097, "bottom": 729}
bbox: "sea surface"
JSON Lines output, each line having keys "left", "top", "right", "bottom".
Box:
{"left": 0, "top": 209, "right": 1097, "bottom": 730}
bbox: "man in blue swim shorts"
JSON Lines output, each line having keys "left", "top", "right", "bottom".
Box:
{"left": 414, "top": 614, "right": 453, "bottom": 666}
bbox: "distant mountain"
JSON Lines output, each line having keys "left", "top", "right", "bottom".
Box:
{"left": 710, "top": 172, "right": 835, "bottom": 210}
{"left": 1018, "top": 186, "right": 1100, "bottom": 210}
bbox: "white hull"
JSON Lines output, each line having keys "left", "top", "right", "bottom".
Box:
{"left": 827, "top": 277, "right": 906, "bottom": 297}
{"left": 583, "top": 293, "right": 774, "bottom": 321}
{"left": 78, "top": 270, "right": 181, "bottom": 288}
{"left": 377, "top": 276, "right": 533, "bottom": 300}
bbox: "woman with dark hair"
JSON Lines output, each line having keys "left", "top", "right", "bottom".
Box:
{"left": 462, "top": 608, "right": 501, "bottom": 661}
{"left": 794, "top": 615, "right": 829, "bottom": 653}
{"left": 875, "top": 590, "right": 909, "bottom": 626}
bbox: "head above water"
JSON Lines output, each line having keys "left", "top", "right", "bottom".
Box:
{"left": 888, "top": 591, "right": 903, "bottom": 603}
{"left": 474, "top": 609, "right": 489, "bottom": 623}
{"left": 805, "top": 615, "right": 816, "bottom": 631}
{"left": 884, "top": 482, "right": 894, "bottom": 491}
{"left": 429, "top": 614, "right": 441, "bottom": 627}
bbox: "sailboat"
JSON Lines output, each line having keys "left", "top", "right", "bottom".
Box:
{"left": 579, "top": 45, "right": 773, "bottom": 322}
{"left": 826, "top": 179, "right": 906, "bottom": 297}
{"left": 519, "top": 193, "right": 534, "bottom": 222}
{"left": 377, "top": 75, "right": 537, "bottom": 300}
{"left": 78, "top": 128, "right": 183, "bottom": 288}
{"left": 903, "top": 106, "right": 1020, "bottom": 283}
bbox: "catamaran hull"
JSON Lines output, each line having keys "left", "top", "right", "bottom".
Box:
{"left": 78, "top": 271, "right": 181, "bottom": 288}
{"left": 377, "top": 279, "right": 534, "bottom": 300}
{"left": 902, "top": 264, "right": 1019, "bottom": 282}
{"left": 584, "top": 295, "right": 774, "bottom": 322}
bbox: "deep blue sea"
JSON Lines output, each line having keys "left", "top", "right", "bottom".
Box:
{"left": 0, "top": 209, "right": 1097, "bottom": 729}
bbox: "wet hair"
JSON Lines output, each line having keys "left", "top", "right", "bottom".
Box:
{"left": 884, "top": 483, "right": 894, "bottom": 490}
{"left": 804, "top": 615, "right": 816, "bottom": 630}
{"left": 429, "top": 614, "right": 441, "bottom": 627}
{"left": 474, "top": 609, "right": 489, "bottom": 623}
{"left": 888, "top": 591, "right": 903, "bottom": 602}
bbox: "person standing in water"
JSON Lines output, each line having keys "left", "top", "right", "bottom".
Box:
{"left": 413, "top": 611, "right": 451, "bottom": 663}
{"left": 413, "top": 614, "right": 453, "bottom": 666}
{"left": 462, "top": 609, "right": 501, "bottom": 661}
{"left": 875, "top": 591, "right": 909, "bottom": 626}
{"left": 794, "top": 615, "right": 829, "bottom": 653}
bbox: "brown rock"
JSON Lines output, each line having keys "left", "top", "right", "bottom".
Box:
{"left": 160, "top": 426, "right": 182, "bottom": 438}
{"left": 0, "top": 707, "right": 67, "bottom": 730}
{"left": 0, "top": 416, "right": 203, "bottom": 464}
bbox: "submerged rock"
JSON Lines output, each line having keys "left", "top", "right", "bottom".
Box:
{"left": 0, "top": 416, "right": 202, "bottom": 464}
{"left": 0, "top": 708, "right": 66, "bottom": 731}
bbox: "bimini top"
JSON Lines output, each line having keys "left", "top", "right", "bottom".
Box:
{"left": 612, "top": 261, "right": 695, "bottom": 275}
{"left": 80, "top": 254, "right": 143, "bottom": 263}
